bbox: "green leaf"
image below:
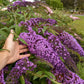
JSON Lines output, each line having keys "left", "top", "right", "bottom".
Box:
{"left": 33, "top": 71, "right": 43, "bottom": 80}
{"left": 27, "top": 70, "right": 46, "bottom": 81}
{"left": 80, "top": 57, "right": 84, "bottom": 62}
{"left": 60, "top": 57, "right": 65, "bottom": 63}
{"left": 36, "top": 59, "right": 54, "bottom": 69}
{"left": 19, "top": 75, "right": 25, "bottom": 84}
{"left": 0, "top": 30, "right": 8, "bottom": 37}
{"left": 44, "top": 71, "right": 56, "bottom": 80}
{"left": 9, "top": 19, "right": 14, "bottom": 23}
{"left": 48, "top": 78, "right": 61, "bottom": 84}
{"left": 0, "top": 27, "right": 10, "bottom": 33}
{"left": 15, "top": 25, "right": 21, "bottom": 35}
{"left": 77, "top": 62, "right": 84, "bottom": 79}
{"left": 40, "top": 75, "right": 48, "bottom": 79}
{"left": 19, "top": 38, "right": 28, "bottom": 45}
{"left": 9, "top": 25, "right": 15, "bottom": 29}
{"left": 0, "top": 49, "right": 10, "bottom": 52}
{"left": 48, "top": 28, "right": 59, "bottom": 35}
{"left": 42, "top": 26, "right": 48, "bottom": 34}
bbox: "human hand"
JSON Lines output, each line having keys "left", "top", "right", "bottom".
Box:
{"left": 3, "top": 29, "right": 30, "bottom": 64}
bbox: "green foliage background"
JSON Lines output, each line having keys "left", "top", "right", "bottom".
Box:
{"left": 46, "top": 0, "right": 63, "bottom": 9}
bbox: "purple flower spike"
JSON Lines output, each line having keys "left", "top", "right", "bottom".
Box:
{"left": 59, "top": 31, "right": 84, "bottom": 56}
{"left": 6, "top": 58, "right": 36, "bottom": 84}
{"left": 0, "top": 70, "right": 5, "bottom": 84}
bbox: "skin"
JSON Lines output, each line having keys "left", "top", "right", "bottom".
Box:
{"left": 0, "top": 30, "right": 30, "bottom": 70}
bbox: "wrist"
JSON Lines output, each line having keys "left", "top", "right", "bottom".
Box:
{"left": 0, "top": 50, "right": 10, "bottom": 70}
{"left": 0, "top": 50, "right": 10, "bottom": 63}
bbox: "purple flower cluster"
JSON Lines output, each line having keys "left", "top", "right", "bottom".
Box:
{"left": 20, "top": 18, "right": 76, "bottom": 70}
{"left": 46, "top": 18, "right": 57, "bottom": 24}
{"left": 43, "top": 31, "right": 77, "bottom": 70}
{"left": 59, "top": 31, "right": 84, "bottom": 56}
{"left": 19, "top": 30, "right": 84, "bottom": 83}
{"left": 64, "top": 70, "right": 84, "bottom": 84}
{"left": 19, "top": 18, "right": 57, "bottom": 27}
{"left": 7, "top": 1, "right": 40, "bottom": 11}
{"left": 12, "top": 1, "right": 27, "bottom": 7}
{"left": 0, "top": 70, "right": 5, "bottom": 84}
{"left": 8, "top": 1, "right": 33, "bottom": 11}
{"left": 6, "top": 58, "right": 36, "bottom": 84}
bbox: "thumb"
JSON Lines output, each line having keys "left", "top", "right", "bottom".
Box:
{"left": 3, "top": 29, "right": 14, "bottom": 49}
{"left": 7, "top": 29, "right": 14, "bottom": 41}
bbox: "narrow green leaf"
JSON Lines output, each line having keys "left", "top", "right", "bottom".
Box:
{"left": 42, "top": 26, "right": 48, "bottom": 34}
{"left": 15, "top": 25, "right": 21, "bottom": 35}
{"left": 48, "top": 28, "right": 59, "bottom": 35}
{"left": 48, "top": 78, "right": 61, "bottom": 84}
{"left": 44, "top": 71, "right": 56, "bottom": 80}
{"left": 42, "top": 29, "right": 45, "bottom": 34}
{"left": 33, "top": 71, "right": 43, "bottom": 80}
{"left": 9, "top": 25, "right": 15, "bottom": 29}
{"left": 36, "top": 58, "right": 54, "bottom": 69}
{"left": 19, "top": 75, "right": 25, "bottom": 84}
{"left": 40, "top": 75, "right": 48, "bottom": 79}
{"left": 77, "top": 62, "right": 84, "bottom": 79}
{"left": 19, "top": 38, "right": 28, "bottom": 45}
{"left": 60, "top": 57, "right": 65, "bottom": 63}
{"left": 27, "top": 70, "right": 44, "bottom": 80}
{"left": 0, "top": 30, "right": 8, "bottom": 37}
{"left": 0, "top": 49, "right": 10, "bottom": 52}
{"left": 0, "top": 27, "right": 9, "bottom": 31}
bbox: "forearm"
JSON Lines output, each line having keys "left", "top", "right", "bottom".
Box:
{"left": 0, "top": 51, "right": 9, "bottom": 70}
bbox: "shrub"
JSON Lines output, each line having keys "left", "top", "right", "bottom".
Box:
{"left": 46, "top": 0, "right": 63, "bottom": 9}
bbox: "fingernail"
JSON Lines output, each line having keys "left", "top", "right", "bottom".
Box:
{"left": 11, "top": 29, "right": 14, "bottom": 33}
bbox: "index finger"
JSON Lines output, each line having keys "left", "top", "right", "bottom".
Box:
{"left": 7, "top": 29, "right": 14, "bottom": 41}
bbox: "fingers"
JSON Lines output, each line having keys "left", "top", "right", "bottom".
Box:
{"left": 19, "top": 45, "right": 27, "bottom": 49}
{"left": 19, "top": 48, "right": 28, "bottom": 53}
{"left": 19, "top": 54, "right": 30, "bottom": 59}
{"left": 7, "top": 29, "right": 14, "bottom": 41}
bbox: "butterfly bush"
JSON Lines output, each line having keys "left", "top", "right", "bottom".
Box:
{"left": 20, "top": 18, "right": 77, "bottom": 70}
{"left": 0, "top": 17, "right": 84, "bottom": 84}
{"left": 1, "top": 1, "right": 84, "bottom": 83}
{"left": 2, "top": 17, "right": 83, "bottom": 84}
{"left": 59, "top": 31, "right": 84, "bottom": 56}
{"left": 6, "top": 58, "right": 36, "bottom": 84}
